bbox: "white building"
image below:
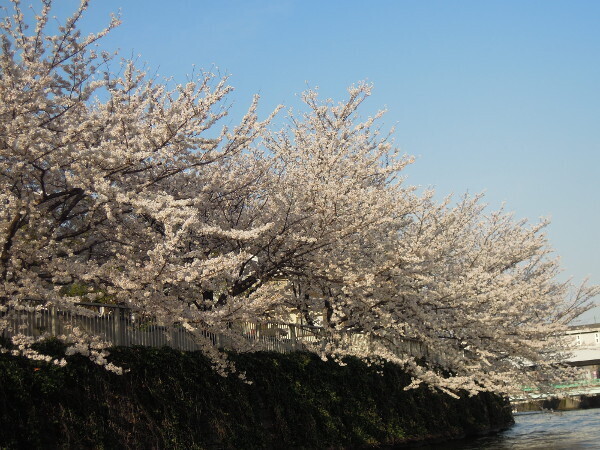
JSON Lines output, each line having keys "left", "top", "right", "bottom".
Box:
{"left": 565, "top": 324, "right": 600, "bottom": 379}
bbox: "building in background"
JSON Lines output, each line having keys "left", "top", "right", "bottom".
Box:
{"left": 566, "top": 324, "right": 600, "bottom": 379}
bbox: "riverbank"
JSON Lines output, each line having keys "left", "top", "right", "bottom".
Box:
{"left": 0, "top": 343, "right": 513, "bottom": 448}
{"left": 512, "top": 392, "right": 600, "bottom": 412}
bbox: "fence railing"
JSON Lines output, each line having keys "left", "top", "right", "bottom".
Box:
{"left": 0, "top": 302, "right": 335, "bottom": 354}
{"left": 0, "top": 302, "right": 430, "bottom": 359}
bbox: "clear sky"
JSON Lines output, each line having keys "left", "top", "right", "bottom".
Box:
{"left": 27, "top": 0, "right": 600, "bottom": 322}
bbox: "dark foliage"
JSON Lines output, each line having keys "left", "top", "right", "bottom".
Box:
{"left": 0, "top": 343, "right": 513, "bottom": 449}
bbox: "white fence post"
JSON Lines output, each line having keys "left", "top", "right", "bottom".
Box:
{"left": 289, "top": 324, "right": 297, "bottom": 351}
{"left": 50, "top": 306, "right": 58, "bottom": 336}
{"left": 114, "top": 306, "right": 122, "bottom": 346}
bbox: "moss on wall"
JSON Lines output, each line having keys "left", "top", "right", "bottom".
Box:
{"left": 0, "top": 343, "right": 513, "bottom": 449}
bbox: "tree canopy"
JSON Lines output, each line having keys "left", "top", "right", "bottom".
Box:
{"left": 0, "top": 0, "right": 597, "bottom": 395}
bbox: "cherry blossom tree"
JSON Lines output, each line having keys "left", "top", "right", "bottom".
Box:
{"left": 310, "top": 192, "right": 598, "bottom": 395}
{"left": 249, "top": 86, "right": 597, "bottom": 395}
{"left": 1, "top": 0, "right": 596, "bottom": 393}
{"left": 0, "top": 0, "right": 277, "bottom": 371}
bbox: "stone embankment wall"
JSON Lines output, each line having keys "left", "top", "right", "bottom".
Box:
{"left": 513, "top": 394, "right": 600, "bottom": 412}
{"left": 0, "top": 342, "right": 513, "bottom": 449}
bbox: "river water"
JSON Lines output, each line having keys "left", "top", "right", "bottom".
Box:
{"left": 417, "top": 408, "right": 600, "bottom": 449}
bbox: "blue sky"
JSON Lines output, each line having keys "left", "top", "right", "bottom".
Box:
{"left": 32, "top": 0, "right": 600, "bottom": 321}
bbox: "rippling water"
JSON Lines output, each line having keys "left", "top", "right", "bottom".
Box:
{"left": 416, "top": 408, "right": 600, "bottom": 449}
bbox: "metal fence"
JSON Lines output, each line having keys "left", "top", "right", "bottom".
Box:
{"left": 0, "top": 302, "right": 332, "bottom": 353}
{"left": 0, "top": 302, "right": 430, "bottom": 359}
